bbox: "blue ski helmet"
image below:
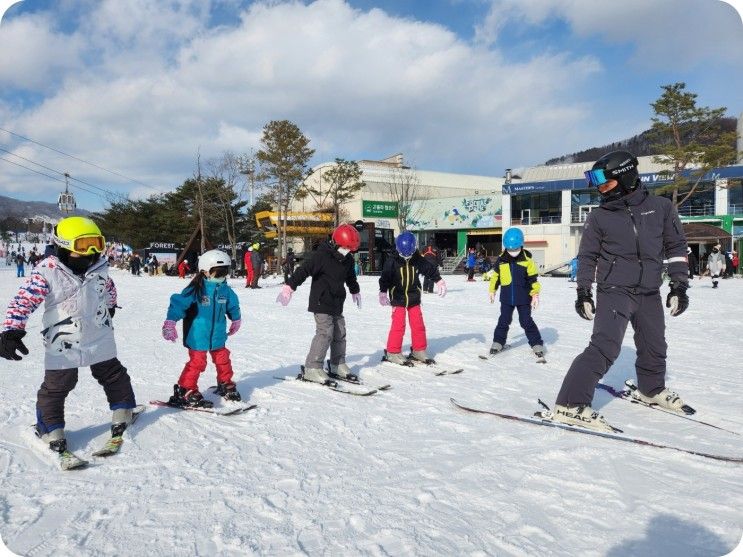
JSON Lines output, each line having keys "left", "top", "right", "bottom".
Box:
{"left": 395, "top": 231, "right": 417, "bottom": 258}
{"left": 503, "top": 228, "right": 524, "bottom": 250}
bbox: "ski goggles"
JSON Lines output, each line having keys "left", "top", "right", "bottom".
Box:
{"left": 210, "top": 266, "right": 230, "bottom": 278}
{"left": 55, "top": 234, "right": 106, "bottom": 255}
{"left": 584, "top": 168, "right": 609, "bottom": 188}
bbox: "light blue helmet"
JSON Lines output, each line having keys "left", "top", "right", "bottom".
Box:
{"left": 503, "top": 228, "right": 524, "bottom": 250}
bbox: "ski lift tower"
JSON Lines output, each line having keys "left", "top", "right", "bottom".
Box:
{"left": 58, "top": 173, "right": 76, "bottom": 214}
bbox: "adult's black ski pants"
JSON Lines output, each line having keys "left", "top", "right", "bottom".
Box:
{"left": 556, "top": 287, "right": 667, "bottom": 407}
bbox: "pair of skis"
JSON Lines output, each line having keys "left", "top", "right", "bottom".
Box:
{"left": 272, "top": 365, "right": 388, "bottom": 396}
{"left": 478, "top": 344, "right": 546, "bottom": 364}
{"left": 40, "top": 404, "right": 147, "bottom": 470}
{"left": 451, "top": 381, "right": 742, "bottom": 463}
{"left": 381, "top": 351, "right": 464, "bottom": 376}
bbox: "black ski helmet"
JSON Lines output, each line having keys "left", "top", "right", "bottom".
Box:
{"left": 589, "top": 150, "right": 640, "bottom": 199}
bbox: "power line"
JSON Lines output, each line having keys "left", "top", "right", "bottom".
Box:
{"left": 0, "top": 125, "right": 163, "bottom": 194}
{"left": 0, "top": 156, "right": 108, "bottom": 200}
{"left": 0, "top": 146, "right": 127, "bottom": 202}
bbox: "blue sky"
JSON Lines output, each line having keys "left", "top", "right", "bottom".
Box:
{"left": 0, "top": 0, "right": 741, "bottom": 211}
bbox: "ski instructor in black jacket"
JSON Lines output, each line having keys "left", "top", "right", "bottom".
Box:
{"left": 552, "top": 151, "right": 691, "bottom": 432}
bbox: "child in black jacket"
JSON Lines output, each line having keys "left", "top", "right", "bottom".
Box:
{"left": 276, "top": 225, "right": 361, "bottom": 384}
{"left": 379, "top": 231, "right": 446, "bottom": 365}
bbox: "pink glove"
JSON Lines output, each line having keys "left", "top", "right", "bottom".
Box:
{"left": 276, "top": 284, "right": 294, "bottom": 306}
{"left": 531, "top": 295, "right": 539, "bottom": 311}
{"left": 352, "top": 293, "right": 361, "bottom": 309}
{"left": 228, "top": 319, "right": 241, "bottom": 336}
{"left": 379, "top": 291, "right": 390, "bottom": 306}
{"left": 436, "top": 279, "right": 447, "bottom": 298}
{"left": 162, "top": 320, "right": 178, "bottom": 342}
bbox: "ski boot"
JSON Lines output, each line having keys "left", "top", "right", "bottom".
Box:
{"left": 300, "top": 367, "right": 334, "bottom": 385}
{"left": 630, "top": 386, "right": 691, "bottom": 414}
{"left": 328, "top": 361, "right": 359, "bottom": 382}
{"left": 111, "top": 408, "right": 134, "bottom": 437}
{"left": 383, "top": 351, "right": 409, "bottom": 366}
{"left": 213, "top": 381, "right": 242, "bottom": 402}
{"left": 550, "top": 404, "right": 615, "bottom": 433}
{"left": 409, "top": 350, "right": 435, "bottom": 365}
{"left": 38, "top": 428, "right": 68, "bottom": 453}
{"left": 168, "top": 384, "right": 214, "bottom": 408}
{"left": 532, "top": 345, "right": 546, "bottom": 363}
{"left": 490, "top": 342, "right": 504, "bottom": 355}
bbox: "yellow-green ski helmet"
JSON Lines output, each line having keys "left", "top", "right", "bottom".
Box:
{"left": 53, "top": 216, "right": 106, "bottom": 255}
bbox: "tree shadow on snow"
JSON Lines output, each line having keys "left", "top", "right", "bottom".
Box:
{"left": 606, "top": 513, "right": 732, "bottom": 557}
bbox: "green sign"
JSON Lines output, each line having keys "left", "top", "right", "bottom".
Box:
{"left": 363, "top": 200, "right": 398, "bottom": 218}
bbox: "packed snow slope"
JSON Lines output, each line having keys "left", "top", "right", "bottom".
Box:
{"left": 0, "top": 265, "right": 742, "bottom": 556}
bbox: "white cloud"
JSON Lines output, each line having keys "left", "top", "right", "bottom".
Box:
{"left": 477, "top": 0, "right": 743, "bottom": 69}
{"left": 0, "top": 0, "right": 736, "bottom": 208}
{"left": 0, "top": 13, "right": 84, "bottom": 90}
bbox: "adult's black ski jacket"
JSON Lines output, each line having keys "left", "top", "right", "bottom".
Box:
{"left": 577, "top": 186, "right": 688, "bottom": 294}
{"left": 287, "top": 241, "right": 359, "bottom": 316}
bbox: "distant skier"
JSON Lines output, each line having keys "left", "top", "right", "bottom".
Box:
{"left": 686, "top": 247, "right": 697, "bottom": 280}
{"left": 161, "top": 249, "right": 242, "bottom": 407}
{"left": 487, "top": 227, "right": 544, "bottom": 361}
{"left": 0, "top": 217, "right": 137, "bottom": 458}
{"left": 14, "top": 253, "right": 26, "bottom": 277}
{"left": 244, "top": 245, "right": 254, "bottom": 288}
{"left": 706, "top": 244, "right": 725, "bottom": 288}
{"left": 250, "top": 243, "right": 264, "bottom": 289}
{"left": 552, "top": 151, "right": 690, "bottom": 431}
{"left": 569, "top": 257, "right": 578, "bottom": 282}
{"left": 276, "top": 224, "right": 361, "bottom": 384}
{"left": 282, "top": 247, "right": 296, "bottom": 284}
{"left": 466, "top": 247, "right": 477, "bottom": 281}
{"left": 177, "top": 259, "right": 190, "bottom": 279}
{"left": 379, "top": 231, "right": 447, "bottom": 365}
{"left": 421, "top": 244, "right": 439, "bottom": 293}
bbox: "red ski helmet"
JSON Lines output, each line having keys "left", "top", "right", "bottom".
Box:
{"left": 332, "top": 224, "right": 361, "bottom": 252}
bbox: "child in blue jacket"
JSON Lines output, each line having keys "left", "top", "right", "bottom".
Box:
{"left": 488, "top": 228, "right": 544, "bottom": 360}
{"left": 161, "top": 250, "right": 242, "bottom": 407}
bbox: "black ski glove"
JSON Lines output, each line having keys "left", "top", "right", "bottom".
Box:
{"left": 0, "top": 329, "right": 29, "bottom": 361}
{"left": 575, "top": 287, "right": 595, "bottom": 320}
{"left": 666, "top": 281, "right": 689, "bottom": 317}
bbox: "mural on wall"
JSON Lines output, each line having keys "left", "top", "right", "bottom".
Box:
{"left": 405, "top": 195, "right": 502, "bottom": 230}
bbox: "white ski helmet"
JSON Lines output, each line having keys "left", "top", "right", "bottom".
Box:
{"left": 198, "top": 249, "right": 230, "bottom": 273}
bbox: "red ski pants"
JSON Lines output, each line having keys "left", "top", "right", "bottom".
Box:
{"left": 386, "top": 305, "right": 427, "bottom": 354}
{"left": 177, "top": 348, "right": 234, "bottom": 391}
{"left": 246, "top": 266, "right": 254, "bottom": 286}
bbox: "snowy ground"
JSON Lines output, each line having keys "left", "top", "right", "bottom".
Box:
{"left": 0, "top": 264, "right": 742, "bottom": 556}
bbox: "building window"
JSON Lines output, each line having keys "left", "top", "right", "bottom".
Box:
{"left": 571, "top": 189, "right": 601, "bottom": 223}
{"left": 652, "top": 181, "right": 716, "bottom": 216}
{"left": 511, "top": 192, "right": 561, "bottom": 225}
{"left": 728, "top": 180, "right": 743, "bottom": 215}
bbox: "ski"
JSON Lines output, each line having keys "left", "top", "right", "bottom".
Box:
{"left": 92, "top": 404, "right": 147, "bottom": 457}
{"left": 381, "top": 352, "right": 463, "bottom": 376}
{"left": 149, "top": 400, "right": 258, "bottom": 415}
{"left": 58, "top": 450, "right": 89, "bottom": 471}
{"left": 596, "top": 382, "right": 739, "bottom": 436}
{"left": 478, "top": 344, "right": 511, "bottom": 360}
{"left": 273, "top": 369, "right": 378, "bottom": 396}
{"left": 32, "top": 427, "right": 88, "bottom": 470}
{"left": 324, "top": 360, "right": 392, "bottom": 390}
{"left": 450, "top": 398, "right": 743, "bottom": 464}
